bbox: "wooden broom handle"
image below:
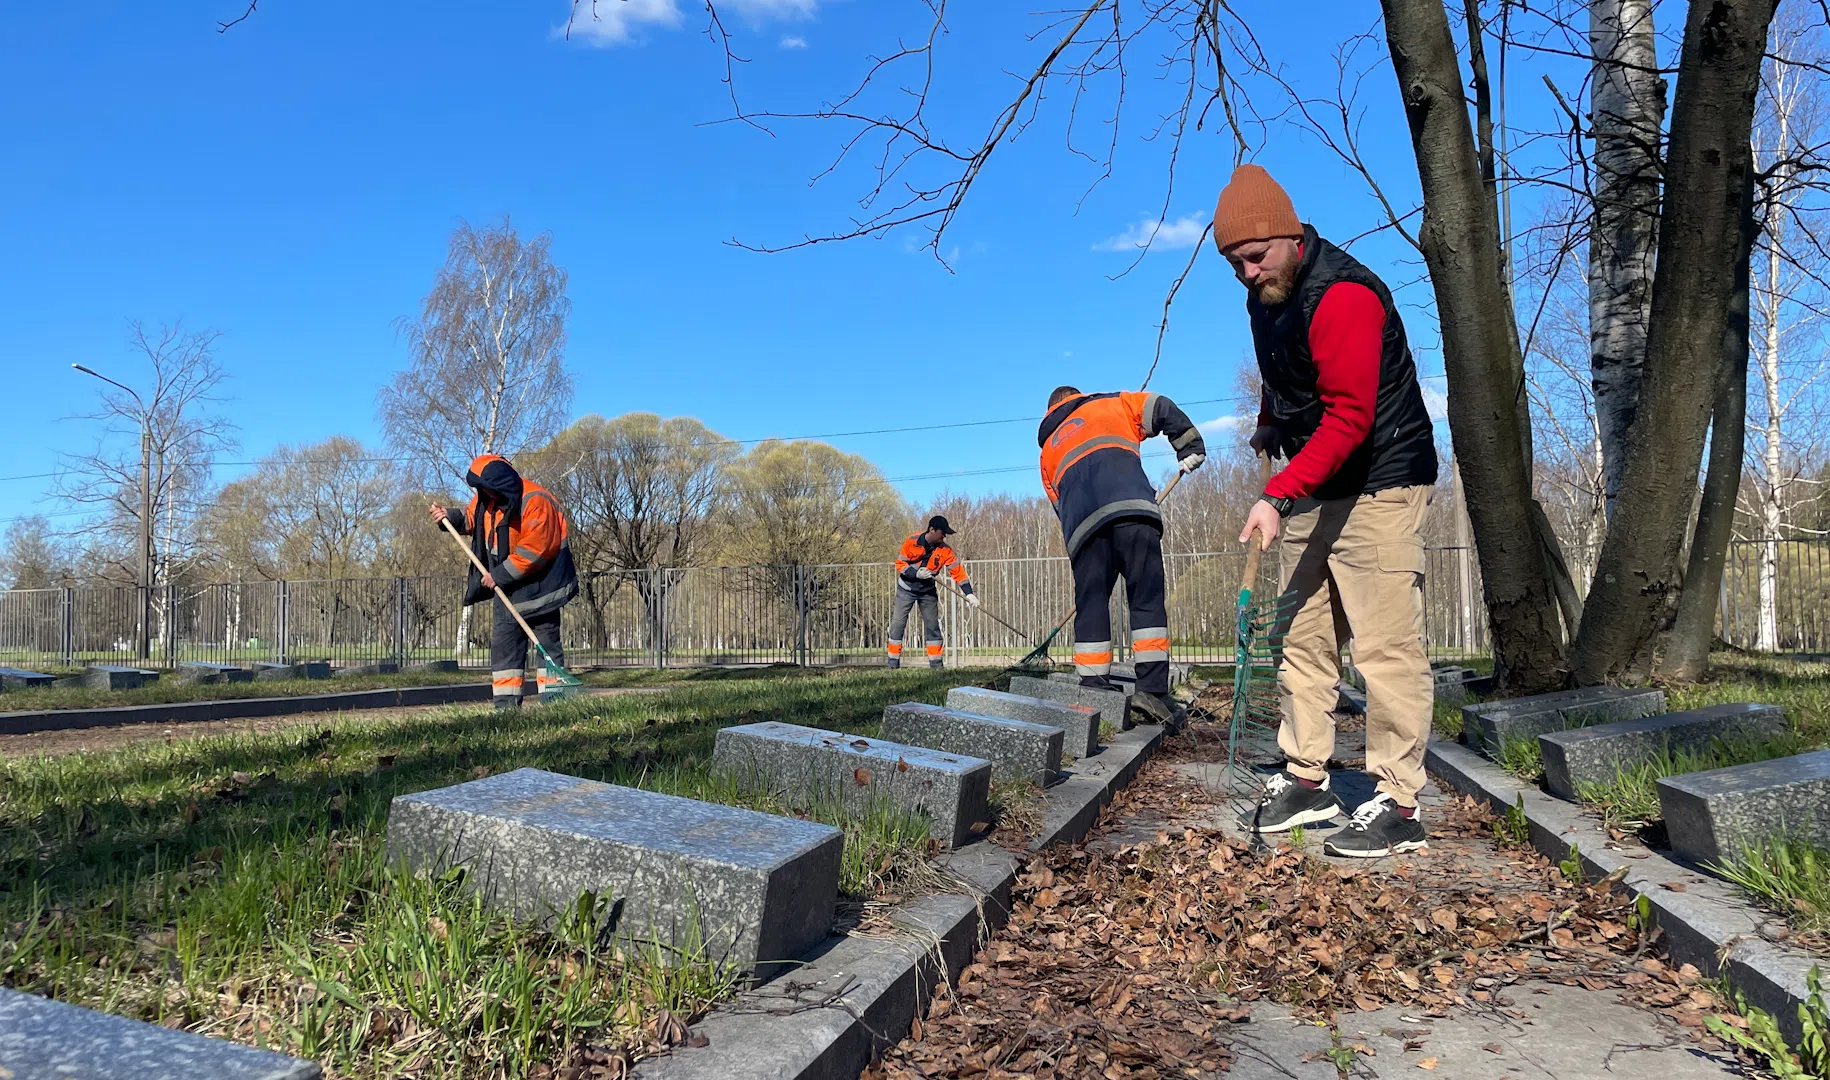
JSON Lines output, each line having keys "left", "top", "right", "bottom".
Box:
{"left": 440, "top": 515, "right": 545, "bottom": 646}
{"left": 1239, "top": 453, "right": 1277, "bottom": 592}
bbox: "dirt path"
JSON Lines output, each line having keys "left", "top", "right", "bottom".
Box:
{"left": 865, "top": 717, "right": 1749, "bottom": 1079}
{"left": 0, "top": 686, "right": 667, "bottom": 758}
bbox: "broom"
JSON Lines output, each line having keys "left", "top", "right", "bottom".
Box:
{"left": 1013, "top": 468, "right": 1190, "bottom": 671}
{"left": 440, "top": 517, "right": 585, "bottom": 700}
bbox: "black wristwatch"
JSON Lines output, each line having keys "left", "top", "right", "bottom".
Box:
{"left": 1263, "top": 492, "right": 1296, "bottom": 517}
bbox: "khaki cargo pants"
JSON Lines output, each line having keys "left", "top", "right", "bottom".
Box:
{"left": 1275, "top": 485, "right": 1433, "bottom": 806}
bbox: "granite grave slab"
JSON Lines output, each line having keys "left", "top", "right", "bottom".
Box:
{"left": 0, "top": 987, "right": 321, "bottom": 1079}
{"left": 1006, "top": 675, "right": 1128, "bottom": 735}
{"left": 1657, "top": 748, "right": 1830, "bottom": 866}
{"left": 947, "top": 685, "right": 1099, "bottom": 760}
{"left": 713, "top": 722, "right": 991, "bottom": 849}
{"left": 65, "top": 665, "right": 158, "bottom": 691}
{"left": 1046, "top": 671, "right": 1135, "bottom": 702}
{"left": 1540, "top": 702, "right": 1789, "bottom": 801}
{"left": 0, "top": 667, "right": 55, "bottom": 689}
{"left": 334, "top": 661, "right": 400, "bottom": 678}
{"left": 1462, "top": 686, "right": 1666, "bottom": 756}
{"left": 386, "top": 768, "right": 842, "bottom": 979}
{"left": 407, "top": 659, "right": 460, "bottom": 673}
{"left": 252, "top": 661, "right": 332, "bottom": 682}
{"left": 880, "top": 702, "right": 1063, "bottom": 786}
{"left": 178, "top": 661, "right": 254, "bottom": 685}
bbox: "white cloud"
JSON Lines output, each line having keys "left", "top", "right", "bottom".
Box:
{"left": 1093, "top": 213, "right": 1208, "bottom": 253}
{"left": 1422, "top": 385, "right": 1449, "bottom": 422}
{"left": 1197, "top": 414, "right": 1252, "bottom": 435}
{"left": 563, "top": 0, "right": 820, "bottom": 46}
{"left": 779, "top": 33, "right": 808, "bottom": 48}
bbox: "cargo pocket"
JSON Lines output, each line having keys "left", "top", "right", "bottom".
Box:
{"left": 1377, "top": 541, "right": 1425, "bottom": 580}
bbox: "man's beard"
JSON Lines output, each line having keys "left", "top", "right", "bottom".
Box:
{"left": 1251, "top": 263, "right": 1300, "bottom": 306}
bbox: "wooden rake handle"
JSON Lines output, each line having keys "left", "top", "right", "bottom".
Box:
{"left": 1239, "top": 453, "right": 1278, "bottom": 592}
{"left": 440, "top": 515, "right": 546, "bottom": 648}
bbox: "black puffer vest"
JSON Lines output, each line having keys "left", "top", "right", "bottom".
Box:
{"left": 1249, "top": 224, "right": 1439, "bottom": 500}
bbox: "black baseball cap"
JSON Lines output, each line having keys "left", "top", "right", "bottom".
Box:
{"left": 927, "top": 515, "right": 956, "bottom": 535}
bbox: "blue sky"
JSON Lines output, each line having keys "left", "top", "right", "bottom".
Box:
{"left": 0, "top": 1, "right": 1448, "bottom": 531}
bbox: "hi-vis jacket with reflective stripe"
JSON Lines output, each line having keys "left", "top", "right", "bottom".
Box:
{"left": 1038, "top": 391, "right": 1204, "bottom": 557}
{"left": 447, "top": 454, "right": 579, "bottom": 618}
{"left": 895, "top": 533, "right": 974, "bottom": 598}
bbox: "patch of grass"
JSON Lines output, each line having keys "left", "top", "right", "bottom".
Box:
{"left": 1491, "top": 794, "right": 1531, "bottom": 848}
{"left": 1575, "top": 733, "right": 1809, "bottom": 831}
{"left": 988, "top": 780, "right": 1044, "bottom": 843}
{"left": 0, "top": 669, "right": 487, "bottom": 712}
{"left": 1712, "top": 836, "right": 1830, "bottom": 938}
{"left": 1494, "top": 734, "right": 1544, "bottom": 781}
{"left": 1673, "top": 655, "right": 1830, "bottom": 751}
{"left": 1432, "top": 698, "right": 1465, "bottom": 739}
{"left": 0, "top": 666, "right": 991, "bottom": 1077}
{"left": 1706, "top": 965, "right": 1829, "bottom": 1079}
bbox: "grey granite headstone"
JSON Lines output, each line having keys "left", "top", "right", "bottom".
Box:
{"left": 880, "top": 702, "right": 1063, "bottom": 787}
{"left": 947, "top": 686, "right": 1099, "bottom": 760}
{"left": 333, "top": 661, "right": 400, "bottom": 678}
{"left": 69, "top": 665, "right": 156, "bottom": 691}
{"left": 1540, "top": 702, "right": 1789, "bottom": 801}
{"left": 1462, "top": 686, "right": 1667, "bottom": 757}
{"left": 386, "top": 768, "right": 841, "bottom": 979}
{"left": 0, "top": 987, "right": 321, "bottom": 1079}
{"left": 178, "top": 662, "right": 254, "bottom": 685}
{"left": 1657, "top": 749, "right": 1830, "bottom": 866}
{"left": 252, "top": 661, "right": 332, "bottom": 682}
{"left": 0, "top": 667, "right": 55, "bottom": 689}
{"left": 712, "top": 722, "right": 991, "bottom": 849}
{"left": 1007, "top": 675, "right": 1128, "bottom": 736}
{"left": 407, "top": 659, "right": 460, "bottom": 674}
{"left": 1047, "top": 670, "right": 1135, "bottom": 702}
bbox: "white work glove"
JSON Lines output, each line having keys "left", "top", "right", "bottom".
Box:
{"left": 915, "top": 567, "right": 937, "bottom": 580}
{"left": 965, "top": 593, "right": 982, "bottom": 608}
{"left": 1178, "top": 452, "right": 1206, "bottom": 475}
{"left": 1250, "top": 425, "right": 1279, "bottom": 455}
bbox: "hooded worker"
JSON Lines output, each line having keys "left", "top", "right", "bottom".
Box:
{"left": 430, "top": 454, "right": 579, "bottom": 710}
{"left": 887, "top": 514, "right": 978, "bottom": 669}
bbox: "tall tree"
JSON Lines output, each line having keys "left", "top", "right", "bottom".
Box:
{"left": 1572, "top": 0, "right": 1780, "bottom": 682}
{"left": 1, "top": 516, "right": 66, "bottom": 590}
{"left": 1588, "top": 0, "right": 1667, "bottom": 516}
{"left": 379, "top": 217, "right": 573, "bottom": 489}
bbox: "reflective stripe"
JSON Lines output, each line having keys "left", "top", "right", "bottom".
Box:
{"left": 1171, "top": 426, "right": 1202, "bottom": 450}
{"left": 1131, "top": 626, "right": 1169, "bottom": 643}
{"left": 1063, "top": 499, "right": 1163, "bottom": 556}
{"left": 886, "top": 641, "right": 904, "bottom": 656}
{"left": 1075, "top": 657, "right": 1112, "bottom": 675}
{"left": 1072, "top": 649, "right": 1113, "bottom": 665}
{"left": 492, "top": 670, "right": 522, "bottom": 696}
{"left": 1141, "top": 393, "right": 1163, "bottom": 436}
{"left": 1052, "top": 435, "right": 1141, "bottom": 487}
{"left": 1132, "top": 648, "right": 1169, "bottom": 662}
{"left": 926, "top": 644, "right": 945, "bottom": 657}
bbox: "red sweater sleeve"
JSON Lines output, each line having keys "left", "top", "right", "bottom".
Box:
{"left": 1265, "top": 282, "right": 1384, "bottom": 500}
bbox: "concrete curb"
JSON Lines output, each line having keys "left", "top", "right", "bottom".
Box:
{"left": 636, "top": 724, "right": 1167, "bottom": 1080}
{"left": 1426, "top": 738, "right": 1819, "bottom": 1040}
{"left": 0, "top": 683, "right": 497, "bottom": 736}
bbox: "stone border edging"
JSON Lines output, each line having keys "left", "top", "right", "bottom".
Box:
{"left": 634, "top": 724, "right": 1168, "bottom": 1080}
{"left": 1426, "top": 738, "right": 1819, "bottom": 1041}
{"left": 0, "top": 684, "right": 497, "bottom": 736}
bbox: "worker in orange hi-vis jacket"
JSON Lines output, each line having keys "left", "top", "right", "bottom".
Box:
{"left": 429, "top": 454, "right": 579, "bottom": 710}
{"left": 887, "top": 515, "right": 979, "bottom": 670}
{"left": 1039, "top": 385, "right": 1205, "bottom": 732}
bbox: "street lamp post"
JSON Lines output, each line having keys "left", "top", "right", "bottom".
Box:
{"left": 73, "top": 364, "right": 153, "bottom": 662}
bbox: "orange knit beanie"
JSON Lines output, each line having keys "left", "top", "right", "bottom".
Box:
{"left": 1212, "top": 164, "right": 1302, "bottom": 252}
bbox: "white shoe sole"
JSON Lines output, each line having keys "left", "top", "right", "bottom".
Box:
{"left": 1324, "top": 838, "right": 1429, "bottom": 858}
{"left": 1244, "top": 803, "right": 1343, "bottom": 835}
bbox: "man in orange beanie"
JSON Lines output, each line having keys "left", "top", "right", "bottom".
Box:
{"left": 1216, "top": 164, "right": 1440, "bottom": 859}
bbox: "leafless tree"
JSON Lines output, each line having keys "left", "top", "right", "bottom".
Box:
{"left": 379, "top": 217, "right": 574, "bottom": 490}
{"left": 1, "top": 516, "right": 68, "bottom": 590}
{"left": 57, "top": 322, "right": 236, "bottom": 593}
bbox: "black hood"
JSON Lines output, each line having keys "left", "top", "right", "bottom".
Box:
{"left": 465, "top": 454, "right": 524, "bottom": 507}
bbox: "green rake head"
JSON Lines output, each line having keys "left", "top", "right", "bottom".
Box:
{"left": 1213, "top": 576, "right": 1302, "bottom": 797}
{"left": 535, "top": 644, "right": 585, "bottom": 700}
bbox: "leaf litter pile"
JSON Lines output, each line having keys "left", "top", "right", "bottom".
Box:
{"left": 865, "top": 760, "right": 1727, "bottom": 1079}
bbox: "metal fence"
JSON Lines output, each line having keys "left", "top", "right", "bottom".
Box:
{"left": 0, "top": 547, "right": 1503, "bottom": 673}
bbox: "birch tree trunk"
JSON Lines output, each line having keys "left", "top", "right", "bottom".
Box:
{"left": 1589, "top": 0, "right": 1667, "bottom": 516}
{"left": 1571, "top": 0, "right": 1778, "bottom": 684}
{"left": 1757, "top": 194, "right": 1785, "bottom": 652}
{"left": 1381, "top": 0, "right": 1569, "bottom": 692}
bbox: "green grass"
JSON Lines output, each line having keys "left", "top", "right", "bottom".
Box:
{"left": 1670, "top": 656, "right": 1830, "bottom": 750}
{"left": 0, "top": 669, "right": 495, "bottom": 712}
{"left": 1575, "top": 733, "right": 1810, "bottom": 830}
{"left": 0, "top": 666, "right": 995, "bottom": 1077}
{"left": 1494, "top": 733, "right": 1544, "bottom": 781}
{"left": 1712, "top": 837, "right": 1830, "bottom": 938}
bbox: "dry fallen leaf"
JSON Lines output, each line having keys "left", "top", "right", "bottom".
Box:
{"left": 1482, "top": 1043, "right": 1504, "bottom": 1055}
{"left": 1658, "top": 881, "right": 1687, "bottom": 893}
{"left": 1417, "top": 1057, "right": 1438, "bottom": 1070}
{"left": 854, "top": 767, "right": 873, "bottom": 786}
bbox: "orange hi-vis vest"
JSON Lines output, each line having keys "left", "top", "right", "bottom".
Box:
{"left": 1038, "top": 391, "right": 1204, "bottom": 556}
{"left": 894, "top": 533, "right": 972, "bottom": 598}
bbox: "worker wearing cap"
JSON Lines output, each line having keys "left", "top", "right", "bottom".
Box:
{"left": 1038, "top": 385, "right": 1205, "bottom": 731}
{"left": 429, "top": 454, "right": 579, "bottom": 710}
{"left": 1216, "top": 164, "right": 1439, "bottom": 858}
{"left": 887, "top": 515, "right": 978, "bottom": 670}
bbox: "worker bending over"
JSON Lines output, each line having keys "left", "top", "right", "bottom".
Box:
{"left": 430, "top": 454, "right": 579, "bottom": 710}
{"left": 887, "top": 515, "right": 978, "bottom": 669}
{"left": 1218, "top": 164, "right": 1439, "bottom": 857}
{"left": 1039, "top": 386, "right": 1204, "bottom": 731}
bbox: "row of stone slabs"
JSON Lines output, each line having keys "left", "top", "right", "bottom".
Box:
{"left": 0, "top": 659, "right": 459, "bottom": 691}
{"left": 1457, "top": 678, "right": 1829, "bottom": 868}
{"left": 3, "top": 674, "right": 1145, "bottom": 1077}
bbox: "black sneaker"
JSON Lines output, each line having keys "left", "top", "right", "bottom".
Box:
{"left": 1129, "top": 691, "right": 1187, "bottom": 734}
{"left": 1239, "top": 771, "right": 1344, "bottom": 834}
{"left": 1322, "top": 794, "right": 1428, "bottom": 858}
